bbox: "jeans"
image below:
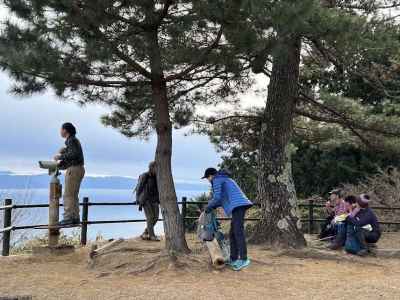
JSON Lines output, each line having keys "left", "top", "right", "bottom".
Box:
{"left": 345, "top": 224, "right": 380, "bottom": 254}
{"left": 230, "top": 206, "right": 249, "bottom": 261}
{"left": 333, "top": 222, "right": 347, "bottom": 246}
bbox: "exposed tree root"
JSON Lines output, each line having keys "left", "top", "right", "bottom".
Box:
{"left": 88, "top": 238, "right": 213, "bottom": 276}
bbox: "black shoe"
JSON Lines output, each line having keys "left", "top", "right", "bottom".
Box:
{"left": 356, "top": 249, "right": 369, "bottom": 257}
{"left": 327, "top": 243, "right": 342, "bottom": 250}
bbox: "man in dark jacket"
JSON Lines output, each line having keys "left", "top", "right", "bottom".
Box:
{"left": 203, "top": 168, "right": 253, "bottom": 271}
{"left": 54, "top": 122, "right": 85, "bottom": 226}
{"left": 345, "top": 194, "right": 381, "bottom": 256}
{"left": 136, "top": 161, "right": 160, "bottom": 241}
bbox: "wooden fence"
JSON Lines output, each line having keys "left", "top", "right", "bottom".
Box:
{"left": 2, "top": 197, "right": 400, "bottom": 256}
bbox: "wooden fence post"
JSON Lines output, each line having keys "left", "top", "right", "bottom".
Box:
{"left": 308, "top": 199, "right": 314, "bottom": 234}
{"left": 81, "top": 197, "right": 89, "bottom": 246}
{"left": 2, "top": 198, "right": 12, "bottom": 256}
{"left": 49, "top": 177, "right": 61, "bottom": 247}
{"left": 182, "top": 197, "right": 187, "bottom": 234}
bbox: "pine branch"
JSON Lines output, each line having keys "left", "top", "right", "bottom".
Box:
{"left": 298, "top": 91, "right": 400, "bottom": 138}
{"left": 165, "top": 26, "right": 224, "bottom": 82}
{"left": 70, "top": 2, "right": 152, "bottom": 79}
{"left": 1, "top": 61, "right": 148, "bottom": 88}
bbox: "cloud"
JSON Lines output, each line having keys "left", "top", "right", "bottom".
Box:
{"left": 0, "top": 72, "right": 221, "bottom": 180}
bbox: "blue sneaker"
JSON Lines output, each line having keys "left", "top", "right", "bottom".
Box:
{"left": 227, "top": 259, "right": 240, "bottom": 268}
{"left": 232, "top": 259, "right": 251, "bottom": 271}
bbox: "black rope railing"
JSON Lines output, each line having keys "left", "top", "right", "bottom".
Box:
{"left": 2, "top": 197, "right": 400, "bottom": 256}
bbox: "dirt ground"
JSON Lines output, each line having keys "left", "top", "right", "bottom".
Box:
{"left": 1, "top": 233, "right": 400, "bottom": 300}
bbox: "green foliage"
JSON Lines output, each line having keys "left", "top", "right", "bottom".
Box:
{"left": 292, "top": 141, "right": 400, "bottom": 198}
{"left": 0, "top": 0, "right": 248, "bottom": 138}
{"left": 204, "top": 103, "right": 400, "bottom": 199}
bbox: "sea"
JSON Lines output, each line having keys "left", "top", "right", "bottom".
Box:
{"left": 0, "top": 187, "right": 208, "bottom": 242}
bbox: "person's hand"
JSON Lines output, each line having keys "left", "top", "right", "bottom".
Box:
{"left": 325, "top": 201, "right": 331, "bottom": 209}
{"left": 54, "top": 154, "right": 61, "bottom": 161}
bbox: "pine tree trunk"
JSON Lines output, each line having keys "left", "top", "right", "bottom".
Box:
{"left": 249, "top": 35, "right": 306, "bottom": 248}
{"left": 147, "top": 29, "right": 190, "bottom": 254}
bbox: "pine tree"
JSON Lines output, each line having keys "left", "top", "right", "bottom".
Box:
{"left": 201, "top": 0, "right": 400, "bottom": 248}
{"left": 0, "top": 0, "right": 247, "bottom": 254}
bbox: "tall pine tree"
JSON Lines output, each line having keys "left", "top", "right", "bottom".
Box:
{"left": 203, "top": 0, "right": 400, "bottom": 248}
{"left": 0, "top": 0, "right": 247, "bottom": 254}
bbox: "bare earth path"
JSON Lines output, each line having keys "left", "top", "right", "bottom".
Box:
{"left": 1, "top": 234, "right": 400, "bottom": 300}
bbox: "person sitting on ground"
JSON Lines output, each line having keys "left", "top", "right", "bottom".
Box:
{"left": 202, "top": 168, "right": 253, "bottom": 271}
{"left": 135, "top": 161, "right": 160, "bottom": 241}
{"left": 319, "top": 189, "right": 347, "bottom": 239}
{"left": 328, "top": 195, "right": 357, "bottom": 250}
{"left": 344, "top": 194, "right": 381, "bottom": 256}
{"left": 54, "top": 122, "right": 85, "bottom": 226}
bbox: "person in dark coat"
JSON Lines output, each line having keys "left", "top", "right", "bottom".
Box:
{"left": 345, "top": 194, "right": 381, "bottom": 256}
{"left": 203, "top": 168, "right": 253, "bottom": 271}
{"left": 54, "top": 122, "right": 85, "bottom": 226}
{"left": 136, "top": 161, "right": 160, "bottom": 241}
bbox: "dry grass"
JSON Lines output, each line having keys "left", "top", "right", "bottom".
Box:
{"left": 1, "top": 234, "right": 400, "bottom": 300}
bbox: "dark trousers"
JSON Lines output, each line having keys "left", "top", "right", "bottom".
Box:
{"left": 345, "top": 225, "right": 380, "bottom": 254}
{"left": 355, "top": 227, "right": 380, "bottom": 246}
{"left": 143, "top": 201, "right": 159, "bottom": 237}
{"left": 332, "top": 222, "right": 347, "bottom": 246}
{"left": 230, "top": 206, "right": 248, "bottom": 261}
{"left": 319, "top": 215, "right": 334, "bottom": 239}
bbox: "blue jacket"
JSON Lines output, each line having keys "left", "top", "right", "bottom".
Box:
{"left": 206, "top": 171, "right": 253, "bottom": 216}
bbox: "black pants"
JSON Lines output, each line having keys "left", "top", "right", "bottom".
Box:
{"left": 143, "top": 201, "right": 159, "bottom": 237}
{"left": 319, "top": 215, "right": 334, "bottom": 239}
{"left": 230, "top": 206, "right": 249, "bottom": 261}
{"left": 355, "top": 227, "right": 381, "bottom": 248}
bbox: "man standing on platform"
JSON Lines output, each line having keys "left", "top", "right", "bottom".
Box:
{"left": 54, "top": 122, "right": 85, "bottom": 226}
{"left": 135, "top": 161, "right": 160, "bottom": 241}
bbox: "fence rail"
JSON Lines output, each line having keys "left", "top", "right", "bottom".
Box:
{"left": 2, "top": 197, "right": 400, "bottom": 256}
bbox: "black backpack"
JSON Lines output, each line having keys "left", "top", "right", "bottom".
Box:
{"left": 135, "top": 173, "right": 159, "bottom": 205}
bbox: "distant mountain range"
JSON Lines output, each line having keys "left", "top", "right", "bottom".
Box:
{"left": 0, "top": 171, "right": 208, "bottom": 191}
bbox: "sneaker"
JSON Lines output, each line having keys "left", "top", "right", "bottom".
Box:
{"left": 356, "top": 249, "right": 369, "bottom": 257}
{"left": 227, "top": 259, "right": 239, "bottom": 268}
{"left": 232, "top": 259, "right": 251, "bottom": 271}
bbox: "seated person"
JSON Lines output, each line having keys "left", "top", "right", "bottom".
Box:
{"left": 345, "top": 194, "right": 381, "bottom": 256}
{"left": 328, "top": 195, "right": 357, "bottom": 250}
{"left": 319, "top": 189, "right": 346, "bottom": 239}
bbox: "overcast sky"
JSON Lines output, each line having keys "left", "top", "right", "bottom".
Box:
{"left": 0, "top": 70, "right": 266, "bottom": 180}
{"left": 0, "top": 5, "right": 267, "bottom": 181}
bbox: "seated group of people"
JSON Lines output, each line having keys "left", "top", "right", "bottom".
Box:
{"left": 319, "top": 189, "right": 381, "bottom": 256}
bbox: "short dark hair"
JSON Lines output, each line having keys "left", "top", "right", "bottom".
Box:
{"left": 202, "top": 167, "right": 218, "bottom": 179}
{"left": 62, "top": 122, "right": 76, "bottom": 136}
{"left": 344, "top": 195, "right": 357, "bottom": 204}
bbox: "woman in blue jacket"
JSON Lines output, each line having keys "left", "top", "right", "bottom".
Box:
{"left": 202, "top": 168, "right": 253, "bottom": 271}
